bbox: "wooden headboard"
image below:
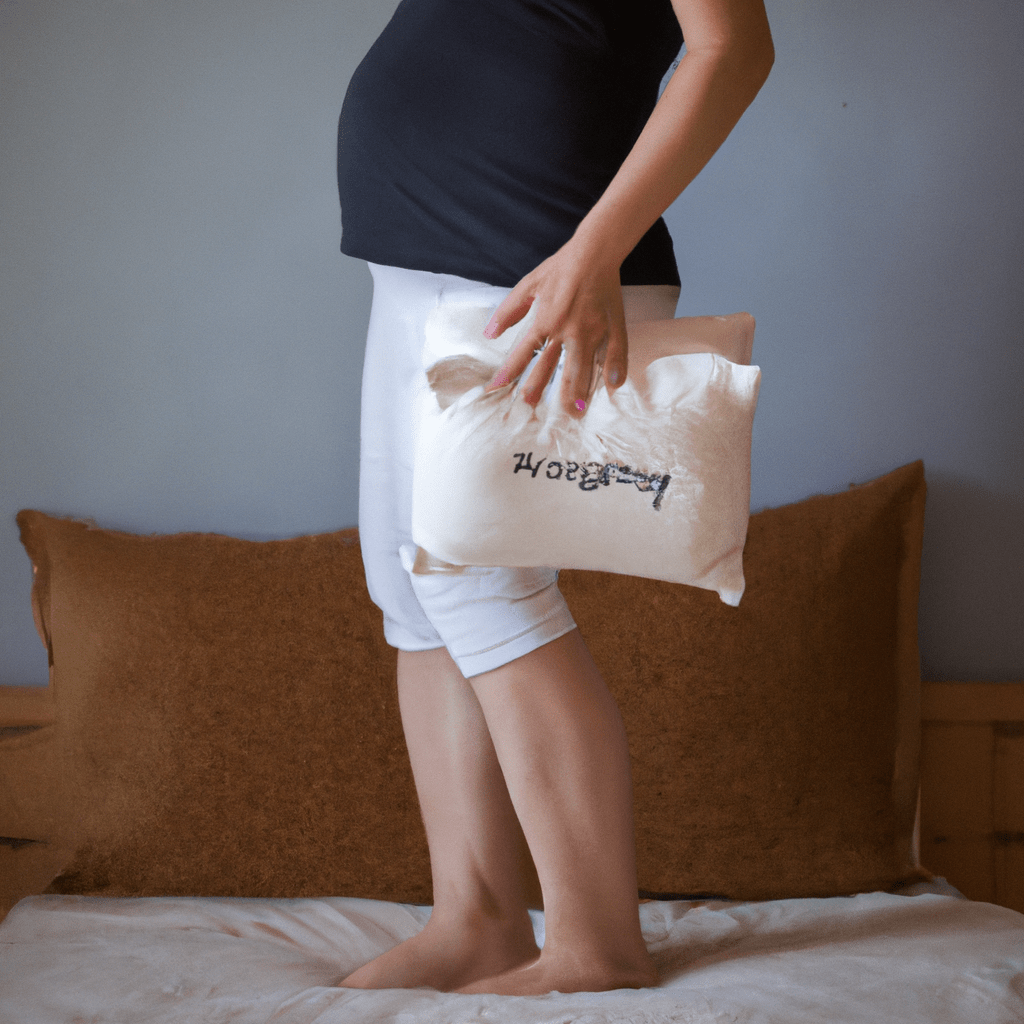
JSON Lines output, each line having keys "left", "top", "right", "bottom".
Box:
{"left": 920, "top": 681, "right": 1024, "bottom": 914}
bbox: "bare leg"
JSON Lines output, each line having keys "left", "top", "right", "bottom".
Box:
{"left": 459, "top": 627, "right": 656, "bottom": 994}
{"left": 338, "top": 646, "right": 541, "bottom": 991}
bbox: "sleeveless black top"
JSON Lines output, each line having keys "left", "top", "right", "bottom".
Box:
{"left": 337, "top": 0, "right": 683, "bottom": 288}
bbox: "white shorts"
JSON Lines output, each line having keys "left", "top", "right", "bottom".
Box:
{"left": 357, "top": 261, "right": 679, "bottom": 678}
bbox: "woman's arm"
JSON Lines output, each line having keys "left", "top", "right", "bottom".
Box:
{"left": 483, "top": 0, "right": 774, "bottom": 416}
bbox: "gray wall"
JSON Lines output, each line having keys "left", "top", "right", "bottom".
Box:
{"left": 2, "top": 0, "right": 1021, "bottom": 687}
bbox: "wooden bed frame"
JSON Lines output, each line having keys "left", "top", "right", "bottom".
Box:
{"left": 3, "top": 680, "right": 1023, "bottom": 921}
{"left": 920, "top": 681, "right": 1024, "bottom": 913}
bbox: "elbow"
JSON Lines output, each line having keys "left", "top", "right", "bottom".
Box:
{"left": 751, "top": 29, "right": 775, "bottom": 88}
{"left": 733, "top": 19, "right": 775, "bottom": 94}
{"left": 725, "top": 4, "right": 776, "bottom": 88}
{"left": 687, "top": 20, "right": 775, "bottom": 98}
{"left": 724, "top": 27, "right": 775, "bottom": 106}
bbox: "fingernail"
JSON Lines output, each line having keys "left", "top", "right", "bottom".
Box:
{"left": 483, "top": 319, "right": 498, "bottom": 339}
{"left": 609, "top": 369, "right": 621, "bottom": 387}
{"left": 575, "top": 399, "right": 586, "bottom": 412}
{"left": 487, "top": 372, "right": 507, "bottom": 391}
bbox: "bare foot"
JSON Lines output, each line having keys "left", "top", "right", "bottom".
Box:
{"left": 456, "top": 949, "right": 659, "bottom": 995}
{"left": 336, "top": 914, "right": 540, "bottom": 992}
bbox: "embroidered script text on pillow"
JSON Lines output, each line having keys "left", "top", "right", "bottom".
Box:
{"left": 513, "top": 452, "right": 671, "bottom": 510}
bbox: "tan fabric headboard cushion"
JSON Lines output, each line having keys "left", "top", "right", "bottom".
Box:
{"left": 16, "top": 460, "right": 925, "bottom": 903}
{"left": 16, "top": 521, "right": 432, "bottom": 903}
{"left": 566, "top": 459, "right": 926, "bottom": 899}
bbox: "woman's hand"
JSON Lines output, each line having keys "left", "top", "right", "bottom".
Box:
{"left": 483, "top": 0, "right": 773, "bottom": 419}
{"left": 482, "top": 240, "right": 628, "bottom": 419}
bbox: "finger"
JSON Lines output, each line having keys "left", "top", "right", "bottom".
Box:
{"left": 602, "top": 320, "right": 629, "bottom": 393}
{"left": 519, "top": 338, "right": 564, "bottom": 406}
{"left": 561, "top": 318, "right": 621, "bottom": 415}
{"left": 556, "top": 335, "right": 600, "bottom": 417}
{"left": 485, "top": 326, "right": 551, "bottom": 392}
{"left": 483, "top": 291, "right": 535, "bottom": 340}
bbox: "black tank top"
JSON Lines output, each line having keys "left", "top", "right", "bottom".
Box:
{"left": 337, "top": 0, "right": 683, "bottom": 288}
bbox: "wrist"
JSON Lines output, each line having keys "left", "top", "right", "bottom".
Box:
{"left": 565, "top": 215, "right": 634, "bottom": 279}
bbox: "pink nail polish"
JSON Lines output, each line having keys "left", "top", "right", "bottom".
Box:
{"left": 575, "top": 399, "right": 586, "bottom": 412}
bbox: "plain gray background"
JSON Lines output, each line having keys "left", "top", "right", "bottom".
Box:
{"left": 1, "top": 0, "right": 1021, "bottom": 687}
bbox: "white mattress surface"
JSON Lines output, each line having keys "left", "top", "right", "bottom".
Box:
{"left": 1, "top": 888, "right": 1022, "bottom": 1023}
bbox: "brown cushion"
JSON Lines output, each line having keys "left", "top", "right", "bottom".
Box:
{"left": 563, "top": 459, "right": 926, "bottom": 899}
{"left": 15, "top": 460, "right": 925, "bottom": 903}
{"left": 15, "top": 520, "right": 432, "bottom": 903}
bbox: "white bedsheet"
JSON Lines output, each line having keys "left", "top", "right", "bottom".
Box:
{"left": 1, "top": 889, "right": 1022, "bottom": 1023}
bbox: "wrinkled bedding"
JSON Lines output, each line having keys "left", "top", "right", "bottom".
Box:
{"left": 1, "top": 887, "right": 1022, "bottom": 1023}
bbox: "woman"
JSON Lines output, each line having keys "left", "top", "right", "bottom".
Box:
{"left": 336, "top": 0, "right": 773, "bottom": 995}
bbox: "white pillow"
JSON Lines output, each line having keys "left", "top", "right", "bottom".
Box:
{"left": 410, "top": 307, "right": 761, "bottom": 605}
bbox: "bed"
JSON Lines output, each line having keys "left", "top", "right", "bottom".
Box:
{"left": 2, "top": 460, "right": 1022, "bottom": 1023}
